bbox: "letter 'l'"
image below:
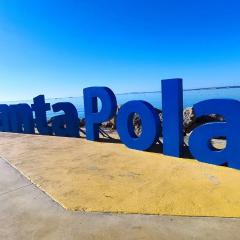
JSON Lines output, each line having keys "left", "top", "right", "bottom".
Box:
{"left": 161, "top": 78, "right": 183, "bottom": 157}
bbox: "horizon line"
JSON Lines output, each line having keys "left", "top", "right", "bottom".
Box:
{"left": 1, "top": 85, "right": 240, "bottom": 103}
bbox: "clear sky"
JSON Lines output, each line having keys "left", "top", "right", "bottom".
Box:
{"left": 0, "top": 0, "right": 240, "bottom": 101}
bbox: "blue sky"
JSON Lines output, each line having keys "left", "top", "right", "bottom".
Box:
{"left": 0, "top": 0, "right": 240, "bottom": 101}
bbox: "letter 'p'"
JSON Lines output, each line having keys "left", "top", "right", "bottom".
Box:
{"left": 83, "top": 87, "right": 117, "bottom": 141}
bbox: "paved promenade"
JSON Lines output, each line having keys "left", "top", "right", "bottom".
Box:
{"left": 1, "top": 132, "right": 240, "bottom": 239}
{"left": 0, "top": 133, "right": 240, "bottom": 217}
{"left": 1, "top": 157, "right": 240, "bottom": 239}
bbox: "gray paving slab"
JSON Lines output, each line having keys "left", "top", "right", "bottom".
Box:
{"left": 0, "top": 158, "right": 31, "bottom": 195}
{"left": 1, "top": 157, "right": 240, "bottom": 240}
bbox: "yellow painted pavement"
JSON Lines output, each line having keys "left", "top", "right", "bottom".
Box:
{"left": 0, "top": 132, "right": 240, "bottom": 217}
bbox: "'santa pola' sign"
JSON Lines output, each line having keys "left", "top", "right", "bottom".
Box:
{"left": 0, "top": 79, "right": 240, "bottom": 170}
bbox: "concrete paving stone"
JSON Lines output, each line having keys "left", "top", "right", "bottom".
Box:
{"left": 0, "top": 157, "right": 32, "bottom": 195}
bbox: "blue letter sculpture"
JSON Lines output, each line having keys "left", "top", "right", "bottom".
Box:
{"left": 188, "top": 99, "right": 240, "bottom": 169}
{"left": 9, "top": 104, "right": 34, "bottom": 134}
{"left": 83, "top": 87, "right": 117, "bottom": 140}
{"left": 0, "top": 104, "right": 11, "bottom": 132}
{"left": 52, "top": 102, "right": 79, "bottom": 137}
{"left": 116, "top": 100, "right": 161, "bottom": 150}
{"left": 1, "top": 79, "right": 240, "bottom": 170}
{"left": 31, "top": 95, "right": 52, "bottom": 135}
{"left": 161, "top": 78, "right": 183, "bottom": 157}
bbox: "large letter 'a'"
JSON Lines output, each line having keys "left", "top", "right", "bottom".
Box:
{"left": 188, "top": 99, "right": 240, "bottom": 169}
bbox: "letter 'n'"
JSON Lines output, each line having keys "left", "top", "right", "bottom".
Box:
{"left": 0, "top": 104, "right": 11, "bottom": 132}
{"left": 9, "top": 104, "right": 35, "bottom": 134}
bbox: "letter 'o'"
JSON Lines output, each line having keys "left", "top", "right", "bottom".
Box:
{"left": 188, "top": 99, "right": 240, "bottom": 169}
{"left": 116, "top": 100, "right": 161, "bottom": 151}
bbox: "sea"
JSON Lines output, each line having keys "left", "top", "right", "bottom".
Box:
{"left": 2, "top": 87, "right": 240, "bottom": 120}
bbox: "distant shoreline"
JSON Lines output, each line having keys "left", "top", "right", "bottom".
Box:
{"left": 117, "top": 85, "right": 240, "bottom": 95}
{"left": 2, "top": 85, "right": 240, "bottom": 103}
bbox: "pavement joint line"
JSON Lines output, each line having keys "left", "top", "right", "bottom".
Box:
{"left": 0, "top": 155, "right": 34, "bottom": 196}
{"left": 0, "top": 183, "right": 33, "bottom": 197}
{"left": 0, "top": 155, "right": 18, "bottom": 168}
{"left": 0, "top": 155, "right": 65, "bottom": 210}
